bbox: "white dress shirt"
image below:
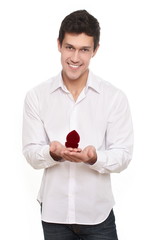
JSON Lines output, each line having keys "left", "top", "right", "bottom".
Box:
{"left": 22, "top": 70, "right": 133, "bottom": 225}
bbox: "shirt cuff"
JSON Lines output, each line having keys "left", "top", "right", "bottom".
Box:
{"left": 89, "top": 151, "right": 108, "bottom": 174}
{"left": 42, "top": 145, "right": 60, "bottom": 168}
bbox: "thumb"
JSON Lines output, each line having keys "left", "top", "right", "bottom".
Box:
{"left": 87, "top": 148, "right": 94, "bottom": 158}
{"left": 50, "top": 141, "right": 57, "bottom": 153}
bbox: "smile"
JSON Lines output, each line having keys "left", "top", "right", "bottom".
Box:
{"left": 69, "top": 64, "right": 81, "bottom": 69}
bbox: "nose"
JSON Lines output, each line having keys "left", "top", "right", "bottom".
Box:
{"left": 70, "top": 50, "right": 80, "bottom": 63}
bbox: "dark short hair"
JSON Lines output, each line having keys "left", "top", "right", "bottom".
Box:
{"left": 58, "top": 10, "right": 100, "bottom": 51}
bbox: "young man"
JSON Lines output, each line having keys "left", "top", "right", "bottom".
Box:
{"left": 23, "top": 10, "right": 133, "bottom": 240}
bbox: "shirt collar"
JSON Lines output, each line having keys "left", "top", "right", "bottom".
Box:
{"left": 49, "top": 72, "right": 69, "bottom": 93}
{"left": 49, "top": 70, "right": 101, "bottom": 94}
{"left": 86, "top": 70, "right": 101, "bottom": 94}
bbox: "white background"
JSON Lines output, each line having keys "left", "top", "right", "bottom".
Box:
{"left": 0, "top": 0, "right": 158, "bottom": 239}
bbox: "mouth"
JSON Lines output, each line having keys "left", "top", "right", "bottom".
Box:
{"left": 68, "top": 63, "right": 81, "bottom": 70}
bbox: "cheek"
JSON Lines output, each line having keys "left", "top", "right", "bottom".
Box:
{"left": 61, "top": 52, "right": 70, "bottom": 63}
{"left": 84, "top": 56, "right": 92, "bottom": 65}
{"left": 60, "top": 54, "right": 67, "bottom": 66}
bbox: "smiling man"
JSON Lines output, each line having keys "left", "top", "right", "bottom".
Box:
{"left": 23, "top": 10, "right": 133, "bottom": 240}
{"left": 58, "top": 32, "right": 98, "bottom": 87}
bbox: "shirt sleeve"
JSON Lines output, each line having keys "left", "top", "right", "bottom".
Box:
{"left": 89, "top": 90, "right": 134, "bottom": 174}
{"left": 22, "top": 89, "right": 59, "bottom": 169}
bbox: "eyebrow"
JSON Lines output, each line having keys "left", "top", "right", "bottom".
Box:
{"left": 64, "top": 43, "right": 92, "bottom": 49}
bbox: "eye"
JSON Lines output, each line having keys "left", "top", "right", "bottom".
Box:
{"left": 81, "top": 48, "right": 90, "bottom": 52}
{"left": 66, "top": 46, "right": 74, "bottom": 51}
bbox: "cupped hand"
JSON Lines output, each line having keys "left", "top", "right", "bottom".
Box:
{"left": 61, "top": 145, "right": 97, "bottom": 165}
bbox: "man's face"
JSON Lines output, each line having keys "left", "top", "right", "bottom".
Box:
{"left": 58, "top": 33, "right": 99, "bottom": 82}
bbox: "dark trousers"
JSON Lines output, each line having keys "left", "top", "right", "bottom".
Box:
{"left": 42, "top": 210, "right": 118, "bottom": 240}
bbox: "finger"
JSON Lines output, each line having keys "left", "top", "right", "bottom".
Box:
{"left": 62, "top": 152, "right": 83, "bottom": 162}
{"left": 65, "top": 147, "right": 73, "bottom": 151}
{"left": 50, "top": 144, "right": 56, "bottom": 153}
{"left": 87, "top": 149, "right": 94, "bottom": 158}
{"left": 68, "top": 149, "right": 82, "bottom": 153}
{"left": 65, "top": 148, "right": 82, "bottom": 153}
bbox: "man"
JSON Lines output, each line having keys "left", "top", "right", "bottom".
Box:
{"left": 23, "top": 10, "right": 133, "bottom": 240}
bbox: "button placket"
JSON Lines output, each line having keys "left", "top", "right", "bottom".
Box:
{"left": 67, "top": 90, "right": 86, "bottom": 223}
{"left": 67, "top": 102, "right": 78, "bottom": 223}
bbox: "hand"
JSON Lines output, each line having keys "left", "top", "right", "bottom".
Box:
{"left": 49, "top": 141, "right": 81, "bottom": 161}
{"left": 49, "top": 141, "right": 66, "bottom": 161}
{"left": 61, "top": 145, "right": 97, "bottom": 165}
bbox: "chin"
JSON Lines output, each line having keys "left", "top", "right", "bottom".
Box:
{"left": 66, "top": 72, "right": 82, "bottom": 81}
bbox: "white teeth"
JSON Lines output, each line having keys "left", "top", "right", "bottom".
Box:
{"left": 69, "top": 64, "right": 79, "bottom": 68}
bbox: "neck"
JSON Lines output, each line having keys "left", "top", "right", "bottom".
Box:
{"left": 62, "top": 70, "right": 89, "bottom": 101}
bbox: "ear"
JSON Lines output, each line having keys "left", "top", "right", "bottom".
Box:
{"left": 92, "top": 44, "right": 100, "bottom": 57}
{"left": 57, "top": 39, "right": 62, "bottom": 52}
